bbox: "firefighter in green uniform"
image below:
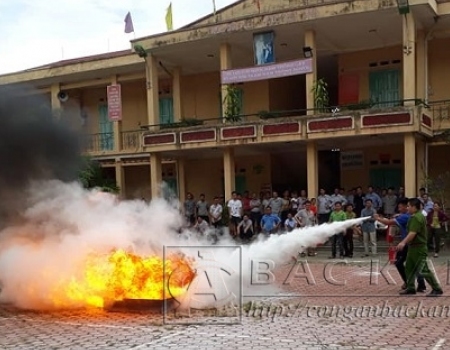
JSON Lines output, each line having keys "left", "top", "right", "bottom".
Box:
{"left": 397, "top": 198, "right": 444, "bottom": 297}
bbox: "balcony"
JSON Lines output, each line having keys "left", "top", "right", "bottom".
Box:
{"left": 81, "top": 100, "right": 435, "bottom": 157}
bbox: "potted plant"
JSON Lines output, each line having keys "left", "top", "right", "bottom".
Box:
{"left": 223, "top": 85, "right": 242, "bottom": 122}
{"left": 311, "top": 78, "right": 329, "bottom": 113}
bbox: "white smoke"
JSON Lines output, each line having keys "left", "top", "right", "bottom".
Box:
{"left": 0, "top": 180, "right": 368, "bottom": 310}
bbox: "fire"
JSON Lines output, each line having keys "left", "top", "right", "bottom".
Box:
{"left": 51, "top": 249, "right": 196, "bottom": 308}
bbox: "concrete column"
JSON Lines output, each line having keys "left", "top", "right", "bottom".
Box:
{"left": 416, "top": 30, "right": 426, "bottom": 101}
{"left": 305, "top": 30, "right": 317, "bottom": 115}
{"left": 50, "top": 83, "right": 62, "bottom": 118}
{"left": 416, "top": 138, "right": 426, "bottom": 190}
{"left": 306, "top": 141, "right": 319, "bottom": 199}
{"left": 145, "top": 54, "right": 160, "bottom": 128}
{"left": 173, "top": 67, "right": 182, "bottom": 123}
{"left": 404, "top": 133, "right": 417, "bottom": 198}
{"left": 115, "top": 160, "right": 126, "bottom": 199}
{"left": 111, "top": 75, "right": 123, "bottom": 152}
{"left": 223, "top": 147, "right": 235, "bottom": 200}
{"left": 150, "top": 153, "right": 163, "bottom": 199}
{"left": 220, "top": 43, "right": 232, "bottom": 121}
{"left": 177, "top": 159, "right": 186, "bottom": 203}
{"left": 402, "top": 12, "right": 416, "bottom": 106}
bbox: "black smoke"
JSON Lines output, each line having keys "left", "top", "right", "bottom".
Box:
{"left": 0, "top": 86, "right": 82, "bottom": 226}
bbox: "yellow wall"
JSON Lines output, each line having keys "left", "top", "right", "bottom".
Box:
{"left": 180, "top": 72, "right": 270, "bottom": 121}
{"left": 338, "top": 46, "right": 402, "bottom": 101}
{"left": 181, "top": 72, "right": 221, "bottom": 120}
{"left": 340, "top": 144, "right": 403, "bottom": 190}
{"left": 183, "top": 154, "right": 271, "bottom": 202}
{"left": 79, "top": 80, "right": 147, "bottom": 134}
{"left": 121, "top": 80, "right": 147, "bottom": 131}
{"left": 428, "top": 38, "right": 450, "bottom": 102}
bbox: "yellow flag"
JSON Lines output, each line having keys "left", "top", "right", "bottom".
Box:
{"left": 165, "top": 3, "right": 173, "bottom": 31}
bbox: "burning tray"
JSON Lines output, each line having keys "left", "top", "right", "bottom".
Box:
{"left": 107, "top": 298, "right": 176, "bottom": 313}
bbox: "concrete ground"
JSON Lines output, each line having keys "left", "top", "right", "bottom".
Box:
{"left": 1, "top": 250, "right": 450, "bottom": 350}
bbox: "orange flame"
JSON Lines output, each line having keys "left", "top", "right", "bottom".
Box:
{"left": 50, "top": 249, "right": 196, "bottom": 308}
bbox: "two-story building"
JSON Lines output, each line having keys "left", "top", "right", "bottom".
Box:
{"left": 1, "top": 0, "right": 450, "bottom": 202}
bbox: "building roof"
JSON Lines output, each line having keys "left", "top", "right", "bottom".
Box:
{"left": 3, "top": 50, "right": 133, "bottom": 76}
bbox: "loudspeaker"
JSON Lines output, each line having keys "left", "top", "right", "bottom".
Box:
{"left": 57, "top": 91, "right": 69, "bottom": 102}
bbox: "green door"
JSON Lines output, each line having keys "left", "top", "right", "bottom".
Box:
{"left": 369, "top": 168, "right": 402, "bottom": 190}
{"left": 235, "top": 175, "right": 246, "bottom": 194}
{"left": 159, "top": 98, "right": 174, "bottom": 125}
{"left": 98, "top": 105, "right": 114, "bottom": 151}
{"left": 369, "top": 70, "right": 400, "bottom": 108}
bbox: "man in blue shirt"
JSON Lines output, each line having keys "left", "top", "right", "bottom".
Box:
{"left": 375, "top": 198, "right": 426, "bottom": 292}
{"left": 364, "top": 186, "right": 382, "bottom": 212}
{"left": 260, "top": 206, "right": 281, "bottom": 235}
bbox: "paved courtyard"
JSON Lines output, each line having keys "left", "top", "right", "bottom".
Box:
{"left": 1, "top": 252, "right": 450, "bottom": 350}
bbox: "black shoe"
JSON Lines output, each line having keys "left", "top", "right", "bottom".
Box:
{"left": 427, "top": 289, "right": 443, "bottom": 297}
{"left": 417, "top": 287, "right": 427, "bottom": 293}
{"left": 399, "top": 290, "right": 416, "bottom": 295}
{"left": 401, "top": 283, "right": 407, "bottom": 290}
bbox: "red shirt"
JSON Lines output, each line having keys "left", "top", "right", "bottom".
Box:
{"left": 242, "top": 197, "right": 251, "bottom": 211}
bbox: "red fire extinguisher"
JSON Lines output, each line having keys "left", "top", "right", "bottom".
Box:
{"left": 386, "top": 225, "right": 396, "bottom": 264}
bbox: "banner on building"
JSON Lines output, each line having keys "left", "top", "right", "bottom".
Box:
{"left": 107, "top": 84, "right": 122, "bottom": 121}
{"left": 221, "top": 58, "right": 313, "bottom": 84}
{"left": 340, "top": 150, "right": 364, "bottom": 169}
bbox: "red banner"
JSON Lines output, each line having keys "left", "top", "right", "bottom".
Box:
{"left": 107, "top": 84, "right": 122, "bottom": 121}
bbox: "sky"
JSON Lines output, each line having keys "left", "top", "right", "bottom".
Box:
{"left": 0, "top": 0, "right": 237, "bottom": 75}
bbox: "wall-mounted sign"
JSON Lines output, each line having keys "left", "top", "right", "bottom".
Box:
{"left": 107, "top": 84, "right": 122, "bottom": 121}
{"left": 221, "top": 58, "right": 313, "bottom": 84}
{"left": 340, "top": 150, "right": 364, "bottom": 169}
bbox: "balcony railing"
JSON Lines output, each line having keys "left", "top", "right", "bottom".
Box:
{"left": 81, "top": 132, "right": 114, "bottom": 153}
{"left": 122, "top": 130, "right": 142, "bottom": 151}
{"left": 81, "top": 99, "right": 438, "bottom": 155}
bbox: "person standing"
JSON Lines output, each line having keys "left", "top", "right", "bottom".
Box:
{"left": 353, "top": 186, "right": 365, "bottom": 218}
{"left": 328, "top": 202, "right": 346, "bottom": 259}
{"left": 184, "top": 192, "right": 196, "bottom": 227}
{"left": 209, "top": 197, "right": 223, "bottom": 229}
{"left": 397, "top": 198, "right": 443, "bottom": 297}
{"left": 317, "top": 189, "right": 332, "bottom": 224}
{"left": 343, "top": 204, "right": 356, "bottom": 258}
{"left": 268, "top": 191, "right": 283, "bottom": 218}
{"left": 361, "top": 199, "right": 378, "bottom": 257}
{"left": 364, "top": 186, "right": 382, "bottom": 212}
{"left": 227, "top": 191, "right": 243, "bottom": 238}
{"left": 375, "top": 199, "right": 426, "bottom": 292}
{"left": 196, "top": 194, "right": 210, "bottom": 223}
{"left": 382, "top": 187, "right": 397, "bottom": 218}
{"left": 426, "top": 202, "right": 449, "bottom": 258}
{"left": 249, "top": 192, "right": 262, "bottom": 234}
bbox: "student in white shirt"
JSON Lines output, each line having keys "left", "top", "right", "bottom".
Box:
{"left": 227, "top": 191, "right": 243, "bottom": 237}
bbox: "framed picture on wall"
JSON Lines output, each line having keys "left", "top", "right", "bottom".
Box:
{"left": 253, "top": 31, "right": 275, "bottom": 65}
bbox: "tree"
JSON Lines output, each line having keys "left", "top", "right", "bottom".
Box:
{"left": 78, "top": 156, "right": 119, "bottom": 193}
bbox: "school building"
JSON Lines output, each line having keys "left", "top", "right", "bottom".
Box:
{"left": 1, "top": 0, "right": 450, "bottom": 201}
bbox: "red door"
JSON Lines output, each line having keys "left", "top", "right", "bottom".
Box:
{"left": 338, "top": 74, "right": 359, "bottom": 105}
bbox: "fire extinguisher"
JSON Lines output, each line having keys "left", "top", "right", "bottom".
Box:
{"left": 386, "top": 225, "right": 396, "bottom": 264}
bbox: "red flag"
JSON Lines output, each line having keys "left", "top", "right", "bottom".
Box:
{"left": 124, "top": 12, "right": 134, "bottom": 33}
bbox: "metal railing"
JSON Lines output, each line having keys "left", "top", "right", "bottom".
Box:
{"left": 81, "top": 132, "right": 114, "bottom": 153}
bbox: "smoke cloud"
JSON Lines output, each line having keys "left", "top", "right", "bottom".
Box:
{"left": 0, "top": 86, "right": 369, "bottom": 310}
{"left": 0, "top": 87, "right": 81, "bottom": 226}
